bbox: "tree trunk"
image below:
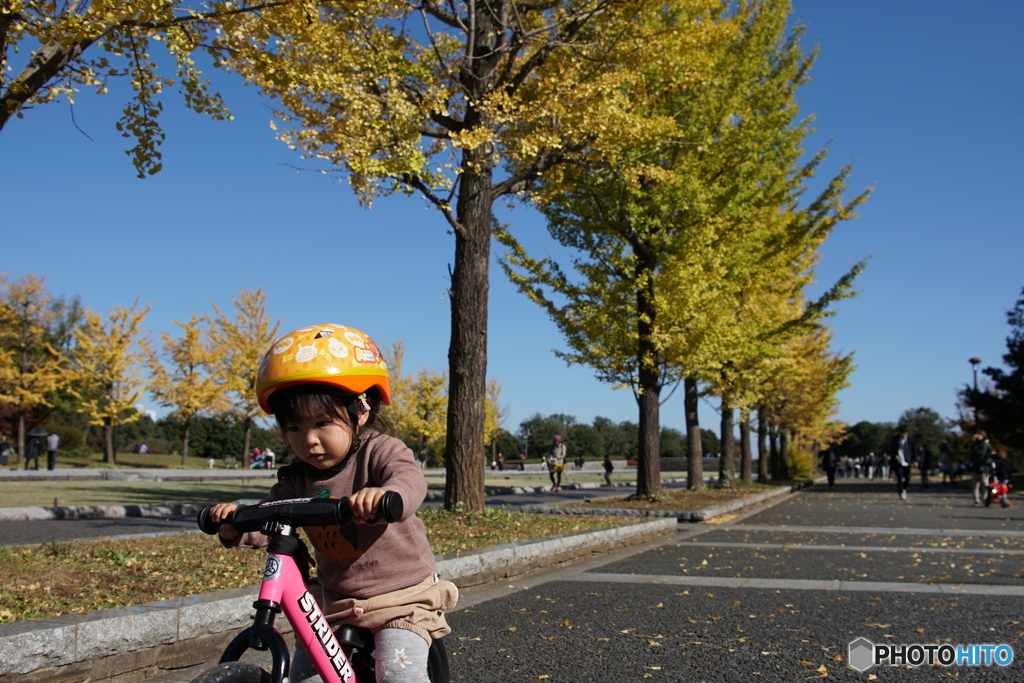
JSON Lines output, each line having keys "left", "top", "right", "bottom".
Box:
{"left": 768, "top": 420, "right": 779, "bottom": 479}
{"left": 757, "top": 406, "right": 769, "bottom": 482}
{"left": 181, "top": 417, "right": 191, "bottom": 467}
{"left": 718, "top": 396, "right": 735, "bottom": 488}
{"left": 633, "top": 252, "right": 662, "bottom": 499}
{"left": 104, "top": 423, "right": 116, "bottom": 464}
{"left": 16, "top": 413, "right": 25, "bottom": 466}
{"left": 740, "top": 411, "right": 753, "bottom": 483}
{"left": 685, "top": 377, "right": 704, "bottom": 490}
{"left": 779, "top": 428, "right": 791, "bottom": 479}
{"left": 242, "top": 416, "right": 253, "bottom": 462}
{"left": 443, "top": 161, "right": 491, "bottom": 513}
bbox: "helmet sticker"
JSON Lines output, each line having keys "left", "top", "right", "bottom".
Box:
{"left": 355, "top": 348, "right": 377, "bottom": 363}
{"left": 344, "top": 330, "right": 366, "bottom": 348}
{"left": 295, "top": 342, "right": 319, "bottom": 363}
{"left": 366, "top": 339, "right": 386, "bottom": 366}
{"left": 273, "top": 337, "right": 294, "bottom": 354}
{"left": 328, "top": 337, "right": 348, "bottom": 358}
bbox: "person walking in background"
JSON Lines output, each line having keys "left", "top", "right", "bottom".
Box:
{"left": 46, "top": 431, "right": 60, "bottom": 470}
{"left": 939, "top": 442, "right": 953, "bottom": 486}
{"left": 889, "top": 424, "right": 916, "bottom": 501}
{"left": 969, "top": 431, "right": 996, "bottom": 506}
{"left": 547, "top": 435, "right": 567, "bottom": 491}
{"left": 820, "top": 446, "right": 839, "bottom": 490}
{"left": 497, "top": 452, "right": 504, "bottom": 471}
{"left": 23, "top": 435, "right": 40, "bottom": 470}
{"left": 518, "top": 453, "right": 526, "bottom": 471}
{"left": 1, "top": 435, "right": 13, "bottom": 466}
{"left": 917, "top": 439, "right": 932, "bottom": 489}
{"left": 603, "top": 455, "right": 614, "bottom": 486}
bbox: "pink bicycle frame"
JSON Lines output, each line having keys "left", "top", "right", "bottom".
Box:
{"left": 259, "top": 551, "right": 361, "bottom": 683}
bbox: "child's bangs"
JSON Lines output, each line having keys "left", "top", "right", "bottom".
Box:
{"left": 269, "top": 384, "right": 354, "bottom": 427}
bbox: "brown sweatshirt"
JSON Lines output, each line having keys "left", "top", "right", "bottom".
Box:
{"left": 231, "top": 428, "right": 435, "bottom": 600}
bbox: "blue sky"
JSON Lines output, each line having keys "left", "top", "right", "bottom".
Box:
{"left": 1, "top": 1, "right": 1022, "bottom": 439}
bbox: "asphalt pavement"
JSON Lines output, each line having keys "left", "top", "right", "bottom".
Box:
{"left": 103, "top": 477, "right": 1023, "bottom": 682}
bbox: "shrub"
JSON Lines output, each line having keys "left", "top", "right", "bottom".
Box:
{"left": 44, "top": 424, "right": 83, "bottom": 451}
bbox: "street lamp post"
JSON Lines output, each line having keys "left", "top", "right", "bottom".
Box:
{"left": 969, "top": 357, "right": 981, "bottom": 427}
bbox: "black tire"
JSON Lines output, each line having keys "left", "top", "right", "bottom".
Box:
{"left": 189, "top": 663, "right": 271, "bottom": 683}
{"left": 428, "top": 637, "right": 451, "bottom": 683}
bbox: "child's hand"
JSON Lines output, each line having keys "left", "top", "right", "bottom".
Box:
{"left": 348, "top": 487, "right": 387, "bottom": 523}
{"left": 209, "top": 502, "right": 240, "bottom": 542}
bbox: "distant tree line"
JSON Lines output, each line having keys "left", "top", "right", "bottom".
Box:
{"left": 512, "top": 413, "right": 720, "bottom": 463}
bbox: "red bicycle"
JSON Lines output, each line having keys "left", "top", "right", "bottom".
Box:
{"left": 193, "top": 493, "right": 450, "bottom": 683}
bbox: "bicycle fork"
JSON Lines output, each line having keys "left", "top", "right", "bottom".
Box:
{"left": 222, "top": 531, "right": 359, "bottom": 683}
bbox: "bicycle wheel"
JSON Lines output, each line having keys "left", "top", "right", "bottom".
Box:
{"left": 428, "top": 638, "right": 450, "bottom": 683}
{"left": 189, "top": 663, "right": 271, "bottom": 683}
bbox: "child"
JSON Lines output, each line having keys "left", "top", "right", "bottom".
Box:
{"left": 208, "top": 323, "right": 457, "bottom": 683}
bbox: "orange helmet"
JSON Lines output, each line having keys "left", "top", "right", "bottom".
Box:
{"left": 256, "top": 324, "right": 390, "bottom": 414}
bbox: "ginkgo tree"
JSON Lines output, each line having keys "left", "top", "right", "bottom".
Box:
{"left": 498, "top": 0, "right": 868, "bottom": 498}
{"left": 208, "top": 287, "right": 280, "bottom": 460}
{"left": 0, "top": 273, "right": 73, "bottom": 463}
{"left": 148, "top": 313, "right": 229, "bottom": 465}
{"left": 0, "top": 0, "right": 298, "bottom": 176}
{"left": 209, "top": 0, "right": 728, "bottom": 511}
{"left": 72, "top": 299, "right": 151, "bottom": 464}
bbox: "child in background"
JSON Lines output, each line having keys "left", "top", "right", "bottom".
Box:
{"left": 207, "top": 324, "right": 457, "bottom": 683}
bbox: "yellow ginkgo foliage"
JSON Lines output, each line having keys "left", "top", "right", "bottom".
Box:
{"left": 148, "top": 313, "right": 229, "bottom": 465}
{"left": 73, "top": 300, "right": 152, "bottom": 464}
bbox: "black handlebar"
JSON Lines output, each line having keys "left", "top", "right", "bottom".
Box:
{"left": 197, "top": 491, "right": 404, "bottom": 535}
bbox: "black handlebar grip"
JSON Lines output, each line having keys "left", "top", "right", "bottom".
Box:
{"left": 197, "top": 506, "right": 235, "bottom": 535}
{"left": 379, "top": 490, "right": 403, "bottom": 523}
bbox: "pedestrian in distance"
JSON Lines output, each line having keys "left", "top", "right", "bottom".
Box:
{"left": 938, "top": 442, "right": 954, "bottom": 486}
{"left": 820, "top": 446, "right": 839, "bottom": 490}
{"left": 206, "top": 323, "right": 458, "bottom": 683}
{"left": 918, "top": 439, "right": 932, "bottom": 489}
{"left": 889, "top": 424, "right": 917, "bottom": 501}
{"left": 45, "top": 431, "right": 60, "bottom": 470}
{"left": 969, "top": 430, "right": 996, "bottom": 506}
{"left": 23, "top": 435, "right": 40, "bottom": 470}
{"left": 547, "top": 434, "right": 567, "bottom": 491}
{"left": 603, "top": 455, "right": 614, "bottom": 486}
{"left": 518, "top": 453, "right": 526, "bottom": 471}
{"left": 0, "top": 435, "right": 12, "bottom": 466}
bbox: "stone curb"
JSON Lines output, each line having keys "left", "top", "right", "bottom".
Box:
{"left": 0, "top": 518, "right": 677, "bottom": 681}
{"left": 0, "top": 503, "right": 208, "bottom": 522}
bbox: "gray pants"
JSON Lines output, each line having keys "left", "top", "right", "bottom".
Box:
{"left": 292, "top": 627, "right": 430, "bottom": 683}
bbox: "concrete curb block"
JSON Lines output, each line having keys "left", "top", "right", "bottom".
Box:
{"left": 0, "top": 518, "right": 676, "bottom": 681}
{"left": 0, "top": 503, "right": 208, "bottom": 522}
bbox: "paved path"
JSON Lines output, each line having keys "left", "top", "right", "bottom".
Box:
{"left": 120, "top": 479, "right": 1022, "bottom": 682}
